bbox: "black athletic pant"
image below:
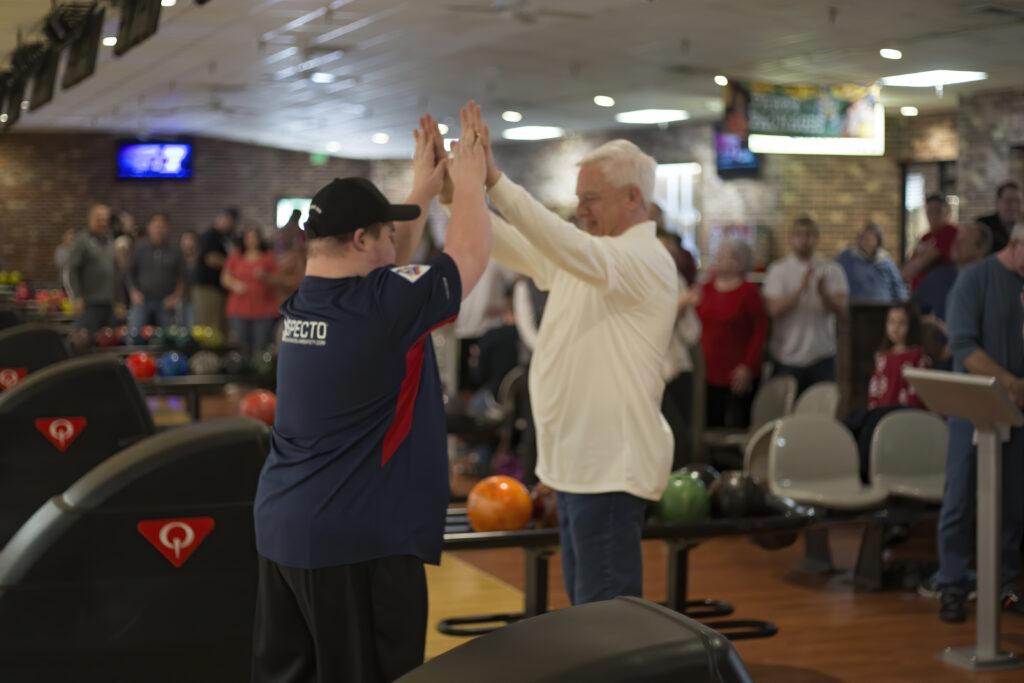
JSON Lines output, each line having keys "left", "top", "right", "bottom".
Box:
{"left": 251, "top": 554, "right": 428, "bottom": 683}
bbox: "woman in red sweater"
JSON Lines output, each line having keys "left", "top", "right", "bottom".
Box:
{"left": 221, "top": 226, "right": 279, "bottom": 360}
{"left": 695, "top": 239, "right": 769, "bottom": 428}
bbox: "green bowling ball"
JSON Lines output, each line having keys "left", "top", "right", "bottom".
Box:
{"left": 147, "top": 327, "right": 167, "bottom": 347}
{"left": 252, "top": 351, "right": 276, "bottom": 377}
{"left": 652, "top": 473, "right": 710, "bottom": 523}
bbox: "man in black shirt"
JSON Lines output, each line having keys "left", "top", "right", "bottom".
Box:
{"left": 194, "top": 207, "right": 238, "bottom": 334}
{"left": 976, "top": 181, "right": 1021, "bottom": 253}
{"left": 127, "top": 213, "right": 186, "bottom": 329}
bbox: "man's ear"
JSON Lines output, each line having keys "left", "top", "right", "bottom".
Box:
{"left": 627, "top": 185, "right": 644, "bottom": 210}
{"left": 351, "top": 227, "right": 367, "bottom": 251}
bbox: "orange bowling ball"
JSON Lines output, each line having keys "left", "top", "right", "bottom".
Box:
{"left": 240, "top": 389, "right": 276, "bottom": 426}
{"left": 467, "top": 475, "right": 533, "bottom": 532}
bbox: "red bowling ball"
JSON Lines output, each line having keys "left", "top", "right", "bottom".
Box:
{"left": 126, "top": 352, "right": 157, "bottom": 380}
{"left": 240, "top": 390, "right": 276, "bottom": 426}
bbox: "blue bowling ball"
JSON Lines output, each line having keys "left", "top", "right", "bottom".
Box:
{"left": 127, "top": 327, "right": 146, "bottom": 346}
{"left": 157, "top": 351, "right": 190, "bottom": 377}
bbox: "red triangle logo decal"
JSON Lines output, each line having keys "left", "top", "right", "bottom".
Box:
{"left": 0, "top": 368, "right": 27, "bottom": 391}
{"left": 137, "top": 517, "right": 215, "bottom": 568}
{"left": 34, "top": 417, "right": 87, "bottom": 452}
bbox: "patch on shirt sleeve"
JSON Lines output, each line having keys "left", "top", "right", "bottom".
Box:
{"left": 390, "top": 264, "right": 431, "bottom": 284}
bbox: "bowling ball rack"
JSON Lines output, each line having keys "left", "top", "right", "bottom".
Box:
{"left": 140, "top": 374, "right": 276, "bottom": 420}
{"left": 439, "top": 505, "right": 815, "bottom": 641}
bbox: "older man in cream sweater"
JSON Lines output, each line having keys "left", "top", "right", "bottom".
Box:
{"left": 442, "top": 109, "right": 677, "bottom": 604}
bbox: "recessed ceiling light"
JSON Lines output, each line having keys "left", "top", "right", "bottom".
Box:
{"left": 593, "top": 95, "right": 615, "bottom": 107}
{"left": 102, "top": 36, "right": 117, "bottom": 47}
{"left": 20, "top": 100, "right": 29, "bottom": 110}
{"left": 880, "top": 70, "right": 987, "bottom": 87}
{"left": 326, "top": 141, "right": 341, "bottom": 152}
{"left": 501, "top": 126, "right": 564, "bottom": 141}
{"left": 371, "top": 132, "right": 390, "bottom": 144}
{"left": 900, "top": 106, "right": 919, "bottom": 116}
{"left": 615, "top": 109, "right": 689, "bottom": 125}
{"left": 0, "top": 114, "right": 8, "bottom": 123}
{"left": 310, "top": 72, "right": 336, "bottom": 84}
{"left": 437, "top": 123, "right": 449, "bottom": 135}
{"left": 443, "top": 138, "right": 457, "bottom": 151}
{"left": 502, "top": 110, "right": 523, "bottom": 122}
{"left": 879, "top": 48, "right": 902, "bottom": 60}
{"left": 161, "top": 0, "right": 177, "bottom": 7}
{"left": 714, "top": 75, "right": 728, "bottom": 87}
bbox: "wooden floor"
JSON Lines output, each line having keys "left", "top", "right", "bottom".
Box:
{"left": 185, "top": 392, "right": 1024, "bottom": 681}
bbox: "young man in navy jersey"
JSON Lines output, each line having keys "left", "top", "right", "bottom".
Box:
{"left": 251, "top": 105, "right": 491, "bottom": 683}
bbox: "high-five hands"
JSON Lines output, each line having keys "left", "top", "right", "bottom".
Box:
{"left": 448, "top": 101, "right": 487, "bottom": 190}
{"left": 410, "top": 114, "right": 447, "bottom": 199}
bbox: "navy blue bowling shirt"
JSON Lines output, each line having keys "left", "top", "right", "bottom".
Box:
{"left": 254, "top": 254, "right": 461, "bottom": 569}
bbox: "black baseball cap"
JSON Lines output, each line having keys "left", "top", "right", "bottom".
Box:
{"left": 304, "top": 177, "right": 420, "bottom": 238}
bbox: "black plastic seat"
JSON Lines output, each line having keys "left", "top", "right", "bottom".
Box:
{"left": 0, "top": 355, "right": 155, "bottom": 546}
{"left": 0, "top": 416, "right": 270, "bottom": 682}
{"left": 0, "top": 323, "right": 69, "bottom": 391}
{"left": 398, "top": 596, "right": 754, "bottom": 683}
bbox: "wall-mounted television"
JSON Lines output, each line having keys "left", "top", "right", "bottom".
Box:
{"left": 114, "top": 0, "right": 162, "bottom": 57}
{"left": 715, "top": 129, "right": 760, "bottom": 179}
{"left": 117, "top": 142, "right": 193, "bottom": 179}
{"left": 28, "top": 47, "right": 60, "bottom": 111}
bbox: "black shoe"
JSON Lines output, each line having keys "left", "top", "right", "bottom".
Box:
{"left": 940, "top": 592, "right": 967, "bottom": 623}
{"left": 1002, "top": 588, "right": 1024, "bottom": 615}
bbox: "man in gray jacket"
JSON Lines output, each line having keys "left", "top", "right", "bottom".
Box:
{"left": 65, "top": 204, "right": 123, "bottom": 333}
{"left": 127, "top": 213, "right": 186, "bottom": 329}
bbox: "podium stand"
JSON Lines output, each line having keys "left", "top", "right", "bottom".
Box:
{"left": 904, "top": 368, "right": 1024, "bottom": 671}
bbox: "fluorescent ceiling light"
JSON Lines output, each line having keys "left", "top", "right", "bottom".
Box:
{"left": 714, "top": 75, "right": 728, "bottom": 86}
{"left": 502, "top": 110, "right": 523, "bottom": 122}
{"left": 748, "top": 103, "right": 885, "bottom": 156}
{"left": 900, "top": 106, "right": 919, "bottom": 116}
{"left": 437, "top": 123, "right": 449, "bottom": 135}
{"left": 0, "top": 114, "right": 7, "bottom": 123}
{"left": 266, "top": 47, "right": 298, "bottom": 65}
{"left": 371, "top": 132, "right": 390, "bottom": 144}
{"left": 161, "top": 0, "right": 177, "bottom": 7}
{"left": 593, "top": 95, "right": 615, "bottom": 107}
{"left": 879, "top": 48, "right": 902, "bottom": 60}
{"left": 326, "top": 141, "right": 341, "bottom": 153}
{"left": 502, "top": 126, "right": 564, "bottom": 141}
{"left": 310, "top": 72, "right": 336, "bottom": 84}
{"left": 880, "top": 70, "right": 987, "bottom": 87}
{"left": 102, "top": 36, "right": 117, "bottom": 47}
{"left": 20, "top": 100, "right": 29, "bottom": 110}
{"left": 615, "top": 109, "right": 689, "bottom": 124}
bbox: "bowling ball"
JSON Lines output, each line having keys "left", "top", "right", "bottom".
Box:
{"left": 750, "top": 531, "right": 800, "bottom": 550}
{"left": 14, "top": 282, "right": 32, "bottom": 302}
{"left": 9, "top": 270, "right": 21, "bottom": 284}
{"left": 198, "top": 326, "right": 224, "bottom": 350}
{"left": 240, "top": 389, "right": 276, "bottom": 426}
{"left": 140, "top": 325, "right": 155, "bottom": 341}
{"left": 114, "top": 326, "right": 128, "bottom": 344}
{"left": 530, "top": 484, "right": 559, "bottom": 529}
{"left": 252, "top": 351, "right": 276, "bottom": 377}
{"left": 59, "top": 298, "right": 74, "bottom": 314}
{"left": 677, "top": 464, "right": 721, "bottom": 489}
{"left": 188, "top": 350, "right": 221, "bottom": 375}
{"left": 708, "top": 470, "right": 767, "bottom": 519}
{"left": 127, "top": 327, "right": 145, "bottom": 346}
{"left": 94, "top": 327, "right": 120, "bottom": 347}
{"left": 148, "top": 327, "right": 167, "bottom": 347}
{"left": 0, "top": 271, "right": 8, "bottom": 285}
{"left": 467, "top": 475, "right": 533, "bottom": 532}
{"left": 652, "top": 472, "right": 710, "bottom": 523}
{"left": 168, "top": 325, "right": 198, "bottom": 354}
{"left": 221, "top": 350, "right": 247, "bottom": 375}
{"left": 126, "top": 352, "right": 157, "bottom": 380}
{"left": 68, "top": 328, "right": 93, "bottom": 351}
{"left": 157, "top": 351, "right": 189, "bottom": 377}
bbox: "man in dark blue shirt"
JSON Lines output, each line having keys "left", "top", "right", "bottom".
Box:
{"left": 252, "top": 107, "right": 491, "bottom": 683}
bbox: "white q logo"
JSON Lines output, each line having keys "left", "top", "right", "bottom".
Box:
{"left": 159, "top": 522, "right": 196, "bottom": 560}
{"left": 48, "top": 419, "right": 74, "bottom": 447}
{"left": 0, "top": 369, "right": 17, "bottom": 389}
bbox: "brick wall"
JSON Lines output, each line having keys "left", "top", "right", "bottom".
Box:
{"left": 957, "top": 88, "right": 1024, "bottom": 221}
{"left": 0, "top": 133, "right": 370, "bottom": 283}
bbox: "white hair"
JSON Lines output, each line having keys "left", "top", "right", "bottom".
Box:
{"left": 1012, "top": 221, "right": 1024, "bottom": 242}
{"left": 720, "top": 238, "right": 754, "bottom": 274}
{"left": 577, "top": 139, "right": 657, "bottom": 205}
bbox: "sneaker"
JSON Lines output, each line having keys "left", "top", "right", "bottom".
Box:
{"left": 940, "top": 592, "right": 967, "bottom": 623}
{"left": 918, "top": 574, "right": 977, "bottom": 601}
{"left": 1002, "top": 588, "right": 1024, "bottom": 615}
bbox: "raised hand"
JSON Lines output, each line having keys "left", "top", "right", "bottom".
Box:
{"left": 465, "top": 102, "right": 502, "bottom": 188}
{"left": 410, "top": 114, "right": 447, "bottom": 199}
{"left": 449, "top": 101, "right": 486, "bottom": 189}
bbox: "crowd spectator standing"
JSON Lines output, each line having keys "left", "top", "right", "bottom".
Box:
{"left": 221, "top": 225, "right": 279, "bottom": 360}
{"left": 65, "top": 204, "right": 122, "bottom": 333}
{"left": 975, "top": 181, "right": 1020, "bottom": 253}
{"left": 126, "top": 213, "right": 186, "bottom": 329}
{"left": 835, "top": 222, "right": 907, "bottom": 303}
{"left": 194, "top": 208, "right": 239, "bottom": 335}
{"left": 903, "top": 194, "right": 959, "bottom": 290}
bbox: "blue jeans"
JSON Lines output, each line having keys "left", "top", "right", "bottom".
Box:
{"left": 230, "top": 317, "right": 277, "bottom": 360}
{"left": 176, "top": 302, "right": 196, "bottom": 328}
{"left": 935, "top": 417, "right": 1024, "bottom": 594}
{"left": 128, "top": 302, "right": 172, "bottom": 330}
{"left": 773, "top": 356, "right": 836, "bottom": 395}
{"left": 556, "top": 491, "right": 648, "bottom": 605}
